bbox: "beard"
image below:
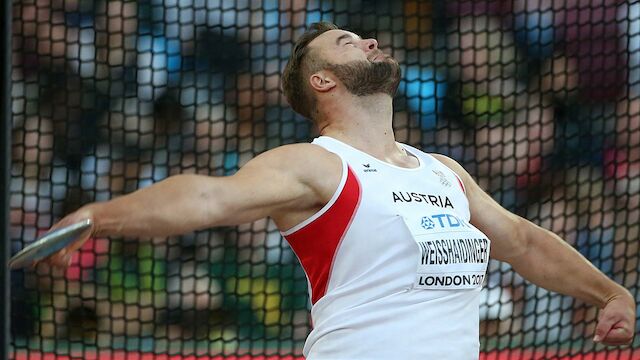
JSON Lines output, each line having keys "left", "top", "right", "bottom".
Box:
{"left": 325, "top": 56, "right": 401, "bottom": 97}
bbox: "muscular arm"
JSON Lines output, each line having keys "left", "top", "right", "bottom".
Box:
{"left": 90, "top": 145, "right": 336, "bottom": 237}
{"left": 42, "top": 144, "right": 342, "bottom": 263}
{"left": 433, "top": 154, "right": 635, "bottom": 345}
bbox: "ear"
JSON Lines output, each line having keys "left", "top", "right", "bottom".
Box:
{"left": 309, "top": 71, "right": 336, "bottom": 93}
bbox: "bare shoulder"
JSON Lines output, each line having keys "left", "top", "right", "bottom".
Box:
{"left": 253, "top": 143, "right": 340, "bottom": 164}
{"left": 239, "top": 143, "right": 343, "bottom": 229}
{"left": 240, "top": 142, "right": 343, "bottom": 203}
{"left": 246, "top": 143, "right": 342, "bottom": 180}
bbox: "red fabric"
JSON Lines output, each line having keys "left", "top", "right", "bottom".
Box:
{"left": 285, "top": 166, "right": 361, "bottom": 304}
{"left": 454, "top": 173, "right": 466, "bottom": 194}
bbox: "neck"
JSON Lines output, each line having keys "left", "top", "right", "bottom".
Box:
{"left": 317, "top": 92, "right": 399, "bottom": 158}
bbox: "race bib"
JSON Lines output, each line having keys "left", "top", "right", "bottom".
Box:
{"left": 403, "top": 213, "right": 491, "bottom": 290}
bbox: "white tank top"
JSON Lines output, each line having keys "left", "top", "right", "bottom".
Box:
{"left": 282, "top": 136, "right": 492, "bottom": 360}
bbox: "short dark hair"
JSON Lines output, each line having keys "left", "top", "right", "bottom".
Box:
{"left": 282, "top": 22, "right": 339, "bottom": 120}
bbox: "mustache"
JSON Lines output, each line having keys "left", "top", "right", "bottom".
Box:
{"left": 367, "top": 49, "right": 389, "bottom": 62}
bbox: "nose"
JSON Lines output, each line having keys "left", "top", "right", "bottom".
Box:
{"left": 360, "top": 38, "right": 378, "bottom": 52}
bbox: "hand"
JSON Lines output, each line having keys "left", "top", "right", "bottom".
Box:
{"left": 593, "top": 293, "right": 636, "bottom": 346}
{"left": 34, "top": 206, "right": 97, "bottom": 269}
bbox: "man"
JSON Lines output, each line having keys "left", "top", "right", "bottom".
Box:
{"left": 41, "top": 22, "right": 635, "bottom": 359}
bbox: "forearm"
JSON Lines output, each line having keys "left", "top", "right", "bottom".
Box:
{"left": 510, "top": 223, "right": 632, "bottom": 308}
{"left": 85, "top": 174, "right": 223, "bottom": 238}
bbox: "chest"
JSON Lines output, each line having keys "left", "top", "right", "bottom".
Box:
{"left": 347, "top": 165, "right": 491, "bottom": 291}
{"left": 352, "top": 163, "right": 470, "bottom": 221}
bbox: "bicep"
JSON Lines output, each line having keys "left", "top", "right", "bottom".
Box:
{"left": 465, "top": 186, "right": 528, "bottom": 262}
{"left": 212, "top": 161, "right": 314, "bottom": 226}
{"left": 206, "top": 144, "right": 341, "bottom": 227}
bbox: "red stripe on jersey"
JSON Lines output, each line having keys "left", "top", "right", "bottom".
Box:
{"left": 284, "top": 166, "right": 361, "bottom": 305}
{"left": 454, "top": 173, "right": 466, "bottom": 194}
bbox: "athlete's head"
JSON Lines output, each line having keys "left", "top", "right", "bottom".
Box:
{"left": 282, "top": 22, "right": 401, "bottom": 120}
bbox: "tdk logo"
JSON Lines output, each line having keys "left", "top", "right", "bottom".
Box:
{"left": 421, "top": 214, "right": 470, "bottom": 230}
{"left": 421, "top": 217, "right": 436, "bottom": 229}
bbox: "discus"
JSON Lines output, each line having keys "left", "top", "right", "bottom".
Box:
{"left": 8, "top": 219, "right": 93, "bottom": 269}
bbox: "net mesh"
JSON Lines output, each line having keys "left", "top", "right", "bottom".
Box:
{"left": 8, "top": 0, "right": 640, "bottom": 358}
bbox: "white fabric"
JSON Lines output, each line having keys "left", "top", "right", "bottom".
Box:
{"left": 300, "top": 136, "right": 492, "bottom": 360}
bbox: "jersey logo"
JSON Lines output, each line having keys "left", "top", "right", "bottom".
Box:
{"left": 421, "top": 213, "right": 469, "bottom": 230}
{"left": 432, "top": 170, "right": 451, "bottom": 187}
{"left": 421, "top": 217, "right": 436, "bottom": 230}
{"left": 362, "top": 163, "right": 377, "bottom": 173}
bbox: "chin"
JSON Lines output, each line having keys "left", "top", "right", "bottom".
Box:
{"left": 383, "top": 55, "right": 399, "bottom": 65}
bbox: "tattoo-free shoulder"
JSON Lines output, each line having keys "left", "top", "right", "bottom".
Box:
{"left": 243, "top": 143, "right": 344, "bottom": 228}
{"left": 252, "top": 143, "right": 341, "bottom": 172}
{"left": 249, "top": 142, "right": 343, "bottom": 194}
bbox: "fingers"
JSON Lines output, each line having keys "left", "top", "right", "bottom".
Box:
{"left": 594, "top": 312, "right": 616, "bottom": 343}
{"left": 47, "top": 215, "right": 76, "bottom": 232}
{"left": 37, "top": 249, "right": 73, "bottom": 269}
{"left": 38, "top": 214, "right": 94, "bottom": 269}
{"left": 599, "top": 327, "right": 634, "bottom": 346}
{"left": 594, "top": 308, "right": 635, "bottom": 345}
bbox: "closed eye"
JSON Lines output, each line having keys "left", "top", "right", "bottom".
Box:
{"left": 335, "top": 33, "right": 361, "bottom": 47}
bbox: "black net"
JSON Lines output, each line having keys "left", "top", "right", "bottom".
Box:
{"left": 7, "top": 0, "right": 640, "bottom": 358}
